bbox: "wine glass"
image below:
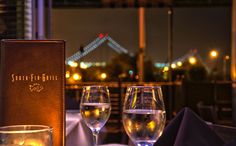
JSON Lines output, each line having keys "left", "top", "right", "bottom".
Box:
{"left": 0, "top": 125, "right": 52, "bottom": 146}
{"left": 80, "top": 85, "right": 111, "bottom": 146}
{"left": 122, "top": 86, "right": 166, "bottom": 146}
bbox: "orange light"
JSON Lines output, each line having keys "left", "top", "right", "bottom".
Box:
{"left": 225, "top": 55, "right": 230, "bottom": 60}
{"left": 23, "top": 139, "right": 43, "bottom": 146}
{"left": 210, "top": 50, "right": 218, "bottom": 58}
{"left": 163, "top": 66, "right": 169, "bottom": 72}
{"left": 189, "top": 57, "right": 197, "bottom": 65}
{"left": 177, "top": 61, "right": 182, "bottom": 67}
{"left": 66, "top": 71, "right": 70, "bottom": 79}
{"left": 100, "top": 73, "right": 107, "bottom": 80}
{"left": 171, "top": 64, "right": 176, "bottom": 69}
{"left": 73, "top": 73, "right": 81, "bottom": 81}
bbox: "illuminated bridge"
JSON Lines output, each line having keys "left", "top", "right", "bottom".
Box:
{"left": 65, "top": 33, "right": 129, "bottom": 64}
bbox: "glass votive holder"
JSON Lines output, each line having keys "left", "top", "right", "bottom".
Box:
{"left": 0, "top": 125, "right": 52, "bottom": 146}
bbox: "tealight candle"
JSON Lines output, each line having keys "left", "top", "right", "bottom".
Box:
{"left": 0, "top": 125, "right": 52, "bottom": 146}
{"left": 23, "top": 139, "right": 44, "bottom": 146}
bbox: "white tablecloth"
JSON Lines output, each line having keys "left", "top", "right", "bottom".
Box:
{"left": 66, "top": 110, "right": 93, "bottom": 146}
{"left": 66, "top": 110, "right": 128, "bottom": 146}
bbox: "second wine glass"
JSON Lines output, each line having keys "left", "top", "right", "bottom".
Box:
{"left": 122, "top": 86, "right": 166, "bottom": 146}
{"left": 80, "top": 85, "right": 111, "bottom": 146}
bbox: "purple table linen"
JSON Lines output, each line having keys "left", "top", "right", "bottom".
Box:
{"left": 155, "top": 107, "right": 225, "bottom": 146}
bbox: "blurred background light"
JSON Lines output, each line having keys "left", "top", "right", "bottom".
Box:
{"left": 189, "top": 57, "right": 197, "bottom": 65}
{"left": 73, "top": 73, "right": 82, "bottom": 81}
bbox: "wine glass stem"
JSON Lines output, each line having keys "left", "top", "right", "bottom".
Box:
{"left": 93, "top": 132, "right": 99, "bottom": 146}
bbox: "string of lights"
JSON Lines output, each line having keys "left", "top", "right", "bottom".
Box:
{"left": 65, "top": 33, "right": 128, "bottom": 64}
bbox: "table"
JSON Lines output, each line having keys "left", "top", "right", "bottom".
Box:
{"left": 66, "top": 110, "right": 93, "bottom": 146}
{"left": 66, "top": 110, "right": 128, "bottom": 146}
{"left": 66, "top": 109, "right": 236, "bottom": 146}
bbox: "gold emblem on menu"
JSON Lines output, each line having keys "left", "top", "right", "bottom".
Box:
{"left": 29, "top": 83, "right": 44, "bottom": 92}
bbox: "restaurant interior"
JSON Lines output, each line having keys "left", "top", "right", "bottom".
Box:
{"left": 0, "top": 0, "right": 236, "bottom": 146}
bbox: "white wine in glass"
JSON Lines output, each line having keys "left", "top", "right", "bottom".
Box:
{"left": 80, "top": 85, "right": 111, "bottom": 146}
{"left": 80, "top": 103, "right": 111, "bottom": 132}
{"left": 122, "top": 86, "right": 166, "bottom": 146}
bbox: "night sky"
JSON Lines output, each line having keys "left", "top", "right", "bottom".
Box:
{"left": 52, "top": 7, "right": 231, "bottom": 64}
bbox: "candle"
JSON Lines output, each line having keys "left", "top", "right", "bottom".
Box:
{"left": 13, "top": 138, "right": 44, "bottom": 146}
{"left": 23, "top": 139, "right": 44, "bottom": 146}
{"left": 0, "top": 125, "right": 52, "bottom": 146}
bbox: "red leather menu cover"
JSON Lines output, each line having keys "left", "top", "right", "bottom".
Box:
{"left": 0, "top": 40, "right": 65, "bottom": 146}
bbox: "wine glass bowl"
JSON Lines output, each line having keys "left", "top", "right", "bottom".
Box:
{"left": 80, "top": 85, "right": 111, "bottom": 146}
{"left": 80, "top": 102, "right": 111, "bottom": 132}
{"left": 122, "top": 86, "right": 166, "bottom": 146}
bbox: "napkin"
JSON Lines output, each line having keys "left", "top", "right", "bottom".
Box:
{"left": 155, "top": 107, "right": 224, "bottom": 146}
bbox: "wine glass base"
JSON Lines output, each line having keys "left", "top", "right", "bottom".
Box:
{"left": 136, "top": 142, "right": 153, "bottom": 146}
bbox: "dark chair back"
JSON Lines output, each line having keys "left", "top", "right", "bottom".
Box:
{"left": 197, "top": 101, "right": 218, "bottom": 124}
